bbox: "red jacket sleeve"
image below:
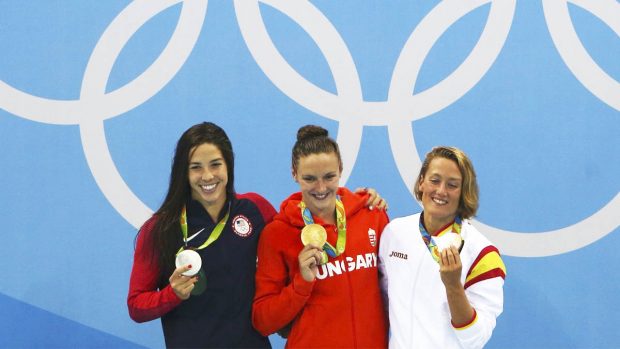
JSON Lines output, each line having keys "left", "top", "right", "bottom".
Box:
{"left": 127, "top": 217, "right": 182, "bottom": 323}
{"left": 252, "top": 221, "right": 314, "bottom": 336}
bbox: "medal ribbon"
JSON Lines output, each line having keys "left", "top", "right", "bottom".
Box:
{"left": 419, "top": 213, "right": 462, "bottom": 263}
{"left": 299, "top": 196, "right": 347, "bottom": 259}
{"left": 177, "top": 204, "right": 230, "bottom": 255}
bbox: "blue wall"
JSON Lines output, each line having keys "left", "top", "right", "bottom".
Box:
{"left": 1, "top": 1, "right": 618, "bottom": 348}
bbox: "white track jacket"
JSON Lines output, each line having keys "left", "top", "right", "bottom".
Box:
{"left": 379, "top": 213, "right": 506, "bottom": 349}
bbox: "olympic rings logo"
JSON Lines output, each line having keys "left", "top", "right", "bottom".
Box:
{"left": 1, "top": 0, "right": 618, "bottom": 257}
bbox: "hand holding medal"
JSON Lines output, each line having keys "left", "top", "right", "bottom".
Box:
{"left": 301, "top": 224, "right": 329, "bottom": 264}
{"left": 173, "top": 205, "right": 230, "bottom": 297}
{"left": 433, "top": 232, "right": 464, "bottom": 254}
{"left": 168, "top": 263, "right": 199, "bottom": 300}
{"left": 419, "top": 216, "right": 464, "bottom": 264}
{"left": 301, "top": 224, "right": 327, "bottom": 247}
{"left": 298, "top": 244, "right": 325, "bottom": 282}
{"left": 298, "top": 224, "right": 329, "bottom": 282}
{"left": 175, "top": 249, "right": 202, "bottom": 276}
{"left": 431, "top": 233, "right": 464, "bottom": 262}
{"left": 431, "top": 222, "right": 466, "bottom": 289}
{"left": 438, "top": 244, "right": 464, "bottom": 289}
{"left": 174, "top": 249, "right": 208, "bottom": 296}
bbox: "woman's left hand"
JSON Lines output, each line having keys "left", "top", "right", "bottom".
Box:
{"left": 355, "top": 187, "right": 388, "bottom": 210}
{"left": 438, "top": 245, "right": 476, "bottom": 327}
{"left": 439, "top": 246, "right": 463, "bottom": 289}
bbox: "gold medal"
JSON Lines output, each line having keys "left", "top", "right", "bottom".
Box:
{"left": 299, "top": 198, "right": 347, "bottom": 261}
{"left": 300, "top": 224, "right": 327, "bottom": 247}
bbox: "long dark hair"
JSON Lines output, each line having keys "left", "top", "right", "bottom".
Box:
{"left": 147, "top": 122, "right": 235, "bottom": 281}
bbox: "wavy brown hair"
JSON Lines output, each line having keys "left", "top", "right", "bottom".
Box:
{"left": 414, "top": 146, "right": 479, "bottom": 219}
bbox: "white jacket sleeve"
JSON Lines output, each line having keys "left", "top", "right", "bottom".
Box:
{"left": 453, "top": 277, "right": 504, "bottom": 349}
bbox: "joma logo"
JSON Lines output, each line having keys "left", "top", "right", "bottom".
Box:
{"left": 389, "top": 250, "right": 408, "bottom": 260}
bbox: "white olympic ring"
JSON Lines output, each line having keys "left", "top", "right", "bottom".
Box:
{"left": 386, "top": 0, "right": 515, "bottom": 200}
{"left": 235, "top": 0, "right": 619, "bottom": 257}
{"left": 0, "top": 1, "right": 617, "bottom": 257}
{"left": 0, "top": 0, "right": 206, "bottom": 126}
{"left": 79, "top": 0, "right": 207, "bottom": 228}
{"left": 0, "top": 0, "right": 207, "bottom": 227}
{"left": 480, "top": 0, "right": 620, "bottom": 257}
{"left": 235, "top": 0, "right": 515, "bottom": 124}
{"left": 234, "top": 0, "right": 365, "bottom": 183}
{"left": 234, "top": 0, "right": 515, "bottom": 201}
{"left": 543, "top": 0, "right": 620, "bottom": 111}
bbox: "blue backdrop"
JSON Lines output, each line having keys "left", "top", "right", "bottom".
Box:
{"left": 1, "top": 1, "right": 619, "bottom": 348}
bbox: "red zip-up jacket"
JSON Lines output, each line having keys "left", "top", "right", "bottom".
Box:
{"left": 252, "top": 187, "right": 389, "bottom": 348}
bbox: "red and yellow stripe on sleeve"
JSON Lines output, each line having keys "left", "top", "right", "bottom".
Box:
{"left": 464, "top": 246, "right": 506, "bottom": 289}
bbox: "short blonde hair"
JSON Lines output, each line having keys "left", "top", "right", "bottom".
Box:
{"left": 414, "top": 146, "right": 479, "bottom": 219}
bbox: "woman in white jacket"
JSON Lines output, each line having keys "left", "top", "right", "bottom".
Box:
{"left": 379, "top": 146, "right": 506, "bottom": 349}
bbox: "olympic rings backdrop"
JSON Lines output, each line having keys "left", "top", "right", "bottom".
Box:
{"left": 1, "top": 1, "right": 619, "bottom": 348}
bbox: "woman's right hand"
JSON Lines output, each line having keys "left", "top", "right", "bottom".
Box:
{"left": 169, "top": 265, "right": 198, "bottom": 300}
{"left": 298, "top": 244, "right": 323, "bottom": 282}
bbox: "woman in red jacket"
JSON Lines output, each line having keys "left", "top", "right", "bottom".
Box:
{"left": 252, "top": 125, "right": 389, "bottom": 348}
{"left": 127, "top": 122, "right": 385, "bottom": 348}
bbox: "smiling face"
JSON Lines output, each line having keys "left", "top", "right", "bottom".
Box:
{"left": 293, "top": 152, "right": 342, "bottom": 223}
{"left": 188, "top": 143, "right": 228, "bottom": 218}
{"left": 417, "top": 157, "right": 463, "bottom": 232}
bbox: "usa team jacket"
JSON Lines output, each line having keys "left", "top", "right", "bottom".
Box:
{"left": 127, "top": 193, "right": 276, "bottom": 348}
{"left": 378, "top": 213, "right": 506, "bottom": 349}
{"left": 252, "top": 187, "right": 389, "bottom": 348}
